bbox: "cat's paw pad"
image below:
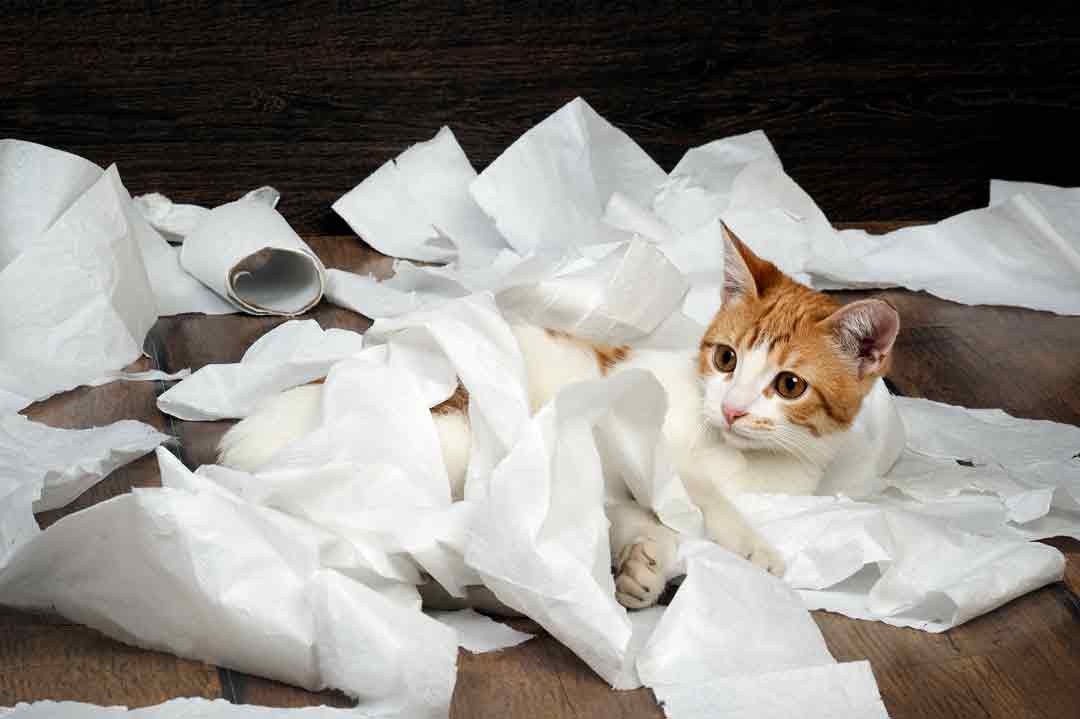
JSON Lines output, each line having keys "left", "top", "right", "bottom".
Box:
{"left": 746, "top": 537, "right": 785, "bottom": 577}
{"left": 709, "top": 525, "right": 785, "bottom": 577}
{"left": 614, "top": 539, "right": 665, "bottom": 609}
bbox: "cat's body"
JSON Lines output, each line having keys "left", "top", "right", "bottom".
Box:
{"left": 219, "top": 227, "right": 900, "bottom": 609}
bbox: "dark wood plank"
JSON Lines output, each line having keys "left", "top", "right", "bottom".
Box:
{"left": 3, "top": 3, "right": 1078, "bottom": 229}
{"left": 152, "top": 304, "right": 371, "bottom": 375}
{"left": 0, "top": 617, "right": 223, "bottom": 707}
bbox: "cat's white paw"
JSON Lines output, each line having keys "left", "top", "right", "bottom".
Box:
{"left": 707, "top": 522, "right": 786, "bottom": 577}
{"left": 614, "top": 539, "right": 666, "bottom": 609}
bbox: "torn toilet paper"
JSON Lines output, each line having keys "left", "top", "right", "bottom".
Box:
{"left": 181, "top": 198, "right": 327, "bottom": 316}
{"left": 156, "top": 319, "right": 366, "bottom": 421}
{"left": 638, "top": 543, "right": 891, "bottom": 719}
{"left": 0, "top": 415, "right": 170, "bottom": 567}
{"left": 333, "top": 126, "right": 504, "bottom": 264}
{"left": 470, "top": 97, "right": 666, "bottom": 255}
{"left": 428, "top": 608, "right": 534, "bottom": 653}
{"left": 1, "top": 699, "right": 358, "bottom": 718}
{"left": 0, "top": 162, "right": 159, "bottom": 413}
{"left": 0, "top": 448, "right": 458, "bottom": 719}
{"left": 134, "top": 185, "right": 280, "bottom": 243}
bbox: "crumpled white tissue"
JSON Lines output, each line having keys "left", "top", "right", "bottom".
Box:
{"left": 326, "top": 238, "right": 689, "bottom": 347}
{"left": 470, "top": 97, "right": 666, "bottom": 254}
{"left": 333, "top": 126, "right": 504, "bottom": 263}
{"left": 428, "top": 609, "right": 534, "bottom": 653}
{"left": 886, "top": 397, "right": 1080, "bottom": 537}
{"left": 637, "top": 543, "right": 890, "bottom": 719}
{"left": 0, "top": 448, "right": 458, "bottom": 719}
{"left": 0, "top": 161, "right": 159, "bottom": 412}
{"left": 467, "top": 368, "right": 702, "bottom": 689}
{"left": 650, "top": 661, "right": 889, "bottom": 719}
{"left": 0, "top": 414, "right": 170, "bottom": 567}
{"left": 0, "top": 139, "right": 239, "bottom": 321}
{"left": 1, "top": 699, "right": 358, "bottom": 718}
{"left": 134, "top": 185, "right": 280, "bottom": 243}
{"left": 638, "top": 543, "right": 835, "bottom": 686}
{"left": 180, "top": 199, "right": 327, "bottom": 316}
{"left": 737, "top": 492, "right": 1066, "bottom": 632}
{"left": 157, "top": 320, "right": 366, "bottom": 421}
{"left": 802, "top": 187, "right": 1080, "bottom": 313}
{"left": 0, "top": 139, "right": 102, "bottom": 268}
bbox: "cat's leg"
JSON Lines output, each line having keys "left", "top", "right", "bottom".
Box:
{"left": 698, "top": 496, "right": 784, "bottom": 575}
{"left": 607, "top": 502, "right": 679, "bottom": 609}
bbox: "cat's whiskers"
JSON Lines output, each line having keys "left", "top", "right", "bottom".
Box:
{"left": 768, "top": 426, "right": 830, "bottom": 470}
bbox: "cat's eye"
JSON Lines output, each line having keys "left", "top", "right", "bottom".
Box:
{"left": 775, "top": 372, "right": 808, "bottom": 399}
{"left": 713, "top": 344, "right": 737, "bottom": 373}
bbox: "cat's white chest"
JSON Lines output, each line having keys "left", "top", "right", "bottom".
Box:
{"left": 613, "top": 348, "right": 820, "bottom": 500}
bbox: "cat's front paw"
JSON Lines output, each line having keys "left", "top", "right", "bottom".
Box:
{"left": 614, "top": 539, "right": 666, "bottom": 609}
{"left": 707, "top": 523, "right": 786, "bottom": 577}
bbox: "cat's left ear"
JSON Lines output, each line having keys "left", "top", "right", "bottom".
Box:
{"left": 823, "top": 299, "right": 900, "bottom": 379}
{"left": 721, "top": 222, "right": 781, "bottom": 304}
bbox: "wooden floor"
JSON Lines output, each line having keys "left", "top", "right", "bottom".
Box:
{"left": 1, "top": 222, "right": 1078, "bottom": 718}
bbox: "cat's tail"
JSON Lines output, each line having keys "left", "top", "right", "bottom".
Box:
{"left": 217, "top": 382, "right": 471, "bottom": 499}
{"left": 217, "top": 383, "right": 323, "bottom": 471}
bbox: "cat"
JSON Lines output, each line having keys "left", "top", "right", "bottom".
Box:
{"left": 217, "top": 225, "right": 900, "bottom": 609}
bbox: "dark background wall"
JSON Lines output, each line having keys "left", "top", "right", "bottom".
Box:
{"left": 3, "top": 1, "right": 1078, "bottom": 233}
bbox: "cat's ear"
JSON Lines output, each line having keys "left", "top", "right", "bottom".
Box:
{"left": 721, "top": 222, "right": 781, "bottom": 304}
{"left": 823, "top": 299, "right": 900, "bottom": 379}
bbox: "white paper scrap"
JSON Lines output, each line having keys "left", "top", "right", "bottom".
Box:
{"left": 363, "top": 293, "right": 532, "bottom": 495}
{"left": 87, "top": 367, "right": 192, "bottom": 387}
{"left": 0, "top": 139, "right": 102, "bottom": 269}
{"left": 134, "top": 185, "right": 280, "bottom": 243}
{"left": 0, "top": 477, "right": 457, "bottom": 718}
{"left": 181, "top": 199, "right": 327, "bottom": 316}
{"left": 887, "top": 398, "right": 1080, "bottom": 531}
{"left": 803, "top": 188, "right": 1080, "bottom": 314}
{"left": 637, "top": 543, "right": 835, "bottom": 687}
{"left": 0, "top": 415, "right": 170, "bottom": 568}
{"left": 333, "top": 126, "right": 504, "bottom": 263}
{"left": 498, "top": 239, "right": 689, "bottom": 345}
{"left": 157, "top": 320, "right": 365, "bottom": 421}
{"left": 466, "top": 370, "right": 696, "bottom": 689}
{"left": 989, "top": 179, "right": 1077, "bottom": 207}
{"left": 650, "top": 661, "right": 890, "bottom": 719}
{"left": 1, "top": 698, "right": 362, "bottom": 718}
{"left": 0, "top": 165, "right": 159, "bottom": 412}
{"left": 736, "top": 493, "right": 1066, "bottom": 632}
{"left": 649, "top": 130, "right": 830, "bottom": 286}
{"left": 470, "top": 97, "right": 666, "bottom": 254}
{"left": 428, "top": 608, "right": 534, "bottom": 653}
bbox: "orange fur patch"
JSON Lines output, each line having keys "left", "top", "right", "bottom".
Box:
{"left": 544, "top": 328, "right": 630, "bottom": 374}
{"left": 700, "top": 237, "right": 890, "bottom": 436}
{"left": 432, "top": 383, "right": 470, "bottom": 415}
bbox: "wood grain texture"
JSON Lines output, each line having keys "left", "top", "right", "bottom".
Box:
{"left": 2, "top": 2, "right": 1079, "bottom": 232}
{"left": 0, "top": 617, "right": 223, "bottom": 707}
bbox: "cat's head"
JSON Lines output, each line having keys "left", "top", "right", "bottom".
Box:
{"left": 698, "top": 225, "right": 899, "bottom": 464}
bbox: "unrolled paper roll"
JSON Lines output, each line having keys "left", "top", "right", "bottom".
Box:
{"left": 180, "top": 199, "right": 326, "bottom": 316}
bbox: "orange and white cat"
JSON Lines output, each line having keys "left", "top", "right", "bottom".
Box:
{"left": 218, "top": 226, "right": 899, "bottom": 609}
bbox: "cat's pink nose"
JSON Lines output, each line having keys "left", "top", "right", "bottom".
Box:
{"left": 722, "top": 404, "right": 748, "bottom": 426}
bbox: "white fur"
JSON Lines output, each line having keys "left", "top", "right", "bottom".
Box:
{"left": 511, "top": 325, "right": 603, "bottom": 411}
{"left": 434, "top": 411, "right": 471, "bottom": 501}
{"left": 218, "top": 384, "right": 323, "bottom": 472}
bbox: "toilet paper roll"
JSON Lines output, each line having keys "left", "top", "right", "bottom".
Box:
{"left": 180, "top": 199, "right": 326, "bottom": 316}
